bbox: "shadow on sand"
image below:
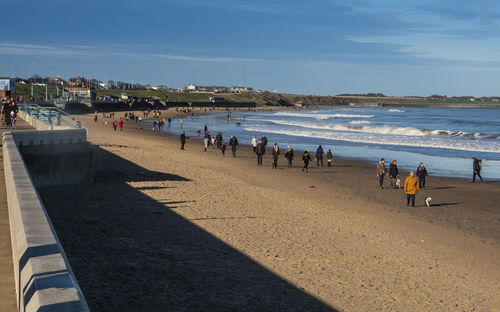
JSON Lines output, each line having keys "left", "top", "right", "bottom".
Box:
{"left": 38, "top": 146, "right": 337, "bottom": 312}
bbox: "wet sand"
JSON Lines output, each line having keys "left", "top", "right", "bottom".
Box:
{"left": 38, "top": 112, "right": 500, "bottom": 311}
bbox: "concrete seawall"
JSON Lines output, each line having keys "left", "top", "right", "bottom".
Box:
{"left": 2, "top": 132, "right": 90, "bottom": 311}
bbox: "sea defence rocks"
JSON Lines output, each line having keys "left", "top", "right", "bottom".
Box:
{"left": 2, "top": 132, "right": 90, "bottom": 312}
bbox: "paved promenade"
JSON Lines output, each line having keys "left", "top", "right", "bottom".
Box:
{"left": 0, "top": 118, "right": 33, "bottom": 312}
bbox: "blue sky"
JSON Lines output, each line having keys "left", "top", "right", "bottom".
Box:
{"left": 1, "top": 0, "right": 500, "bottom": 96}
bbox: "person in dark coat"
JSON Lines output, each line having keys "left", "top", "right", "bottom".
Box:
{"left": 256, "top": 140, "right": 265, "bottom": 166}
{"left": 262, "top": 135, "right": 268, "bottom": 147}
{"left": 316, "top": 145, "right": 324, "bottom": 166}
{"left": 376, "top": 158, "right": 387, "bottom": 189}
{"left": 229, "top": 135, "right": 239, "bottom": 157}
{"left": 326, "top": 149, "right": 333, "bottom": 167}
{"left": 472, "top": 157, "right": 483, "bottom": 182}
{"left": 221, "top": 142, "right": 226, "bottom": 156}
{"left": 302, "top": 148, "right": 311, "bottom": 173}
{"left": 180, "top": 131, "right": 186, "bottom": 150}
{"left": 284, "top": 146, "right": 294, "bottom": 168}
{"left": 216, "top": 132, "right": 223, "bottom": 149}
{"left": 271, "top": 143, "right": 280, "bottom": 169}
{"left": 416, "top": 162, "right": 428, "bottom": 189}
{"left": 389, "top": 160, "right": 399, "bottom": 189}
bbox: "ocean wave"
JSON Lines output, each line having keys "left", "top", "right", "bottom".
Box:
{"left": 243, "top": 126, "right": 500, "bottom": 154}
{"left": 349, "top": 120, "right": 371, "bottom": 125}
{"left": 424, "top": 129, "right": 500, "bottom": 139}
{"left": 265, "top": 119, "right": 426, "bottom": 136}
{"left": 272, "top": 111, "right": 375, "bottom": 119}
{"left": 388, "top": 109, "right": 406, "bottom": 112}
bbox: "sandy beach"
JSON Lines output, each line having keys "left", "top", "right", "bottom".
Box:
{"left": 37, "top": 111, "right": 500, "bottom": 311}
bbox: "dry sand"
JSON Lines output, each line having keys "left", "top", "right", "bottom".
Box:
{"left": 38, "top": 112, "right": 500, "bottom": 311}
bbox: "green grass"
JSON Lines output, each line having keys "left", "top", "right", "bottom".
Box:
{"left": 12, "top": 83, "right": 60, "bottom": 100}
{"left": 97, "top": 89, "right": 258, "bottom": 103}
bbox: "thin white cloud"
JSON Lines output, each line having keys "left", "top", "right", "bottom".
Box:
{"left": 348, "top": 34, "right": 500, "bottom": 63}
{"left": 150, "top": 53, "right": 259, "bottom": 63}
{"left": 0, "top": 42, "right": 260, "bottom": 63}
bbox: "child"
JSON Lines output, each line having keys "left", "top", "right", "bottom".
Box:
{"left": 203, "top": 137, "right": 209, "bottom": 152}
{"left": 327, "top": 149, "right": 333, "bottom": 167}
{"left": 221, "top": 142, "right": 226, "bottom": 156}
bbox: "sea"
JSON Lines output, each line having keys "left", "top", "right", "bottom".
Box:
{"left": 149, "top": 107, "right": 500, "bottom": 180}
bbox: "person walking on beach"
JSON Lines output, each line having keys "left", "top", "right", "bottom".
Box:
{"left": 389, "top": 160, "right": 399, "bottom": 189}
{"left": 204, "top": 124, "right": 208, "bottom": 136}
{"left": 284, "top": 146, "right": 294, "bottom": 168}
{"left": 404, "top": 171, "right": 419, "bottom": 207}
{"left": 316, "top": 145, "right": 324, "bottom": 166}
{"left": 180, "top": 131, "right": 186, "bottom": 150}
{"left": 272, "top": 143, "right": 280, "bottom": 169}
{"left": 262, "top": 135, "right": 268, "bottom": 147}
{"left": 221, "top": 142, "right": 226, "bottom": 156}
{"left": 112, "top": 120, "right": 117, "bottom": 131}
{"left": 472, "top": 157, "right": 483, "bottom": 182}
{"left": 327, "top": 149, "right": 333, "bottom": 167}
{"left": 229, "top": 135, "right": 239, "bottom": 157}
{"left": 256, "top": 140, "right": 265, "bottom": 166}
{"left": 119, "top": 119, "right": 124, "bottom": 131}
{"left": 203, "top": 136, "right": 209, "bottom": 152}
{"left": 302, "top": 148, "right": 311, "bottom": 173}
{"left": 416, "top": 162, "right": 428, "bottom": 189}
{"left": 168, "top": 117, "right": 171, "bottom": 127}
{"left": 251, "top": 135, "right": 258, "bottom": 153}
{"left": 216, "top": 132, "right": 223, "bottom": 149}
{"left": 377, "top": 158, "right": 387, "bottom": 189}
{"left": 180, "top": 118, "right": 183, "bottom": 127}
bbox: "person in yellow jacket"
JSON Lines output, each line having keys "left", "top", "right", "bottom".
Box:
{"left": 404, "top": 171, "right": 420, "bottom": 207}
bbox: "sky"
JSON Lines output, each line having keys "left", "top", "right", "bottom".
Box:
{"left": 1, "top": 0, "right": 500, "bottom": 96}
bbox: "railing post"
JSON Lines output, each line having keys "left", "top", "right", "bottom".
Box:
{"left": 48, "top": 110, "right": 53, "bottom": 124}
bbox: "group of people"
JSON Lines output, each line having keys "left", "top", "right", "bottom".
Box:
{"left": 376, "top": 156, "right": 484, "bottom": 207}
{"left": 376, "top": 158, "right": 430, "bottom": 207}
{"left": 1, "top": 97, "right": 19, "bottom": 129}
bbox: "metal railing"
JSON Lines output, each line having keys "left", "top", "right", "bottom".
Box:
{"left": 18, "top": 104, "right": 84, "bottom": 129}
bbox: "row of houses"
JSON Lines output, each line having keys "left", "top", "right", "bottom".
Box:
{"left": 184, "top": 84, "right": 255, "bottom": 93}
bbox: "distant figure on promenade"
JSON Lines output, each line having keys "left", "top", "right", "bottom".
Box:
{"left": 229, "top": 135, "right": 239, "bottom": 157}
{"left": 376, "top": 158, "right": 387, "bottom": 189}
{"left": 119, "top": 119, "right": 124, "bottom": 131}
{"left": 284, "top": 146, "right": 294, "bottom": 168}
{"left": 316, "top": 145, "right": 324, "bottom": 166}
{"left": 251, "top": 135, "right": 258, "bottom": 153}
{"left": 180, "top": 131, "right": 186, "bottom": 150}
{"left": 10, "top": 110, "right": 16, "bottom": 129}
{"left": 389, "top": 160, "right": 399, "bottom": 189}
{"left": 112, "top": 120, "right": 117, "bottom": 131}
{"left": 404, "top": 171, "right": 419, "bottom": 207}
{"left": 326, "top": 149, "right": 333, "bottom": 167}
{"left": 302, "top": 148, "right": 311, "bottom": 173}
{"left": 216, "top": 132, "right": 223, "bottom": 149}
{"left": 256, "top": 140, "right": 265, "bottom": 166}
{"left": 272, "top": 143, "right": 280, "bottom": 169}
{"left": 416, "top": 162, "right": 428, "bottom": 189}
{"left": 221, "top": 142, "right": 226, "bottom": 156}
{"left": 472, "top": 157, "right": 483, "bottom": 182}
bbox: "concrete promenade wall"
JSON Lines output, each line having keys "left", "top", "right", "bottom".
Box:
{"left": 2, "top": 133, "right": 90, "bottom": 312}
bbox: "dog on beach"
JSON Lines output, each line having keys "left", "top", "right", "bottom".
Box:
{"left": 425, "top": 196, "right": 432, "bottom": 207}
{"left": 395, "top": 176, "right": 401, "bottom": 189}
